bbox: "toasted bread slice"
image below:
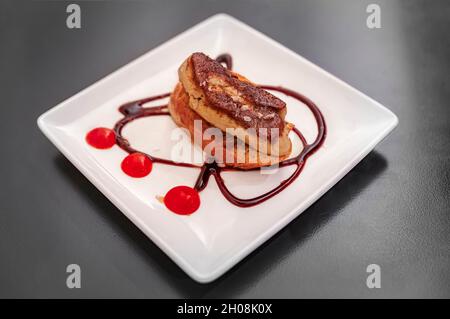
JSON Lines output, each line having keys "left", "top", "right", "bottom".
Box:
{"left": 168, "top": 83, "right": 291, "bottom": 169}
{"left": 178, "top": 52, "right": 293, "bottom": 157}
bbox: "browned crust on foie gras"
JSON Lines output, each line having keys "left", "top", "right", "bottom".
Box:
{"left": 168, "top": 83, "right": 292, "bottom": 169}
{"left": 178, "top": 52, "right": 293, "bottom": 157}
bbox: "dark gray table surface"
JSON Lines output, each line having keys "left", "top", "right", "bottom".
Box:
{"left": 1, "top": 0, "right": 449, "bottom": 298}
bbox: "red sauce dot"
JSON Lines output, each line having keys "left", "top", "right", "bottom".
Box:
{"left": 163, "top": 186, "right": 200, "bottom": 215}
{"left": 86, "top": 127, "right": 116, "bottom": 149}
{"left": 121, "top": 153, "right": 153, "bottom": 178}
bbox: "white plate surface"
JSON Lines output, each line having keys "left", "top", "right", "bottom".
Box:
{"left": 38, "top": 14, "right": 398, "bottom": 283}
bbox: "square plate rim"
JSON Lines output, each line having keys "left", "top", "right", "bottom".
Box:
{"left": 37, "top": 13, "right": 399, "bottom": 283}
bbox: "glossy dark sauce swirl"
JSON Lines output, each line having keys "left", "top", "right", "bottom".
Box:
{"left": 215, "top": 53, "right": 233, "bottom": 70}
{"left": 113, "top": 54, "right": 326, "bottom": 207}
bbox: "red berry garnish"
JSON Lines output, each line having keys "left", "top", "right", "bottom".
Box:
{"left": 163, "top": 186, "right": 200, "bottom": 215}
{"left": 86, "top": 127, "right": 116, "bottom": 149}
{"left": 121, "top": 153, "right": 153, "bottom": 178}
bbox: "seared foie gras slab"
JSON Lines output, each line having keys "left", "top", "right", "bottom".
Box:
{"left": 178, "top": 52, "right": 293, "bottom": 157}
{"left": 168, "top": 83, "right": 292, "bottom": 169}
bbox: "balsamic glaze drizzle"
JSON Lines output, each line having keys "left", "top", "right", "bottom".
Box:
{"left": 113, "top": 54, "right": 326, "bottom": 207}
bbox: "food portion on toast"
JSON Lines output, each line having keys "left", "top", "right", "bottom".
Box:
{"left": 169, "top": 52, "right": 294, "bottom": 169}
{"left": 86, "top": 52, "right": 326, "bottom": 213}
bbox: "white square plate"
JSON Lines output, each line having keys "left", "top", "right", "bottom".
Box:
{"left": 38, "top": 14, "right": 398, "bottom": 283}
